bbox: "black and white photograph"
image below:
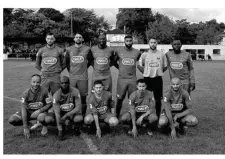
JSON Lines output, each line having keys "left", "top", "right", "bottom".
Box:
{"left": 2, "top": 0, "right": 225, "bottom": 155}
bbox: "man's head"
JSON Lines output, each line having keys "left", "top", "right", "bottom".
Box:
{"left": 60, "top": 76, "right": 70, "bottom": 91}
{"left": 124, "top": 35, "right": 133, "bottom": 49}
{"left": 149, "top": 38, "right": 157, "bottom": 50}
{"left": 171, "top": 77, "right": 182, "bottom": 91}
{"left": 98, "top": 34, "right": 107, "bottom": 47}
{"left": 136, "top": 79, "right": 147, "bottom": 93}
{"left": 74, "top": 33, "right": 83, "bottom": 45}
{"left": 172, "top": 40, "right": 182, "bottom": 53}
{"left": 45, "top": 33, "right": 55, "bottom": 47}
{"left": 30, "top": 74, "right": 41, "bottom": 90}
{"left": 93, "top": 80, "right": 104, "bottom": 95}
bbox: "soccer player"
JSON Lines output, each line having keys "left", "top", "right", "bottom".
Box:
{"left": 120, "top": 79, "right": 158, "bottom": 137}
{"left": 8, "top": 74, "right": 52, "bottom": 138}
{"left": 64, "top": 33, "right": 93, "bottom": 116}
{"left": 165, "top": 40, "right": 195, "bottom": 94}
{"left": 84, "top": 80, "right": 118, "bottom": 138}
{"left": 90, "top": 34, "right": 116, "bottom": 92}
{"left": 53, "top": 76, "right": 83, "bottom": 140}
{"left": 137, "top": 38, "right": 167, "bottom": 118}
{"left": 158, "top": 77, "right": 198, "bottom": 139}
{"left": 114, "top": 35, "right": 141, "bottom": 119}
{"left": 35, "top": 32, "right": 65, "bottom": 95}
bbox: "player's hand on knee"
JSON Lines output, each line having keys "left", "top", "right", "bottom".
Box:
{"left": 30, "top": 110, "right": 41, "bottom": 119}
{"left": 131, "top": 127, "right": 138, "bottom": 138}
{"left": 171, "top": 128, "right": 177, "bottom": 140}
{"left": 23, "top": 128, "right": 30, "bottom": 139}
{"left": 136, "top": 117, "right": 143, "bottom": 126}
{"left": 58, "top": 130, "right": 64, "bottom": 140}
{"left": 96, "top": 128, "right": 101, "bottom": 138}
{"left": 190, "top": 83, "right": 196, "bottom": 91}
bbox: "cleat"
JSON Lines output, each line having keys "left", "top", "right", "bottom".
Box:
{"left": 41, "top": 126, "right": 48, "bottom": 136}
{"left": 147, "top": 131, "right": 153, "bottom": 136}
{"left": 30, "top": 122, "right": 42, "bottom": 130}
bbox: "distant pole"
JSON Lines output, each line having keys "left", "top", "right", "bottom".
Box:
{"left": 124, "top": 25, "right": 126, "bottom": 34}
{"left": 71, "top": 11, "right": 73, "bottom": 37}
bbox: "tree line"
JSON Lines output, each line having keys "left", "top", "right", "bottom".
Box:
{"left": 4, "top": 8, "right": 225, "bottom": 45}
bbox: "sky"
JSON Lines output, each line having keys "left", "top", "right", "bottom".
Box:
{"left": 54, "top": 8, "right": 225, "bottom": 26}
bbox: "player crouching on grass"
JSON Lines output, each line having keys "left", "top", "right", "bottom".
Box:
{"left": 8, "top": 74, "right": 52, "bottom": 139}
{"left": 120, "top": 79, "right": 158, "bottom": 137}
{"left": 84, "top": 80, "right": 118, "bottom": 138}
{"left": 158, "top": 77, "right": 198, "bottom": 140}
{"left": 53, "top": 76, "right": 83, "bottom": 140}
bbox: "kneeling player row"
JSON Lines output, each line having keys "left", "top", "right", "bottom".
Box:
{"left": 9, "top": 75, "right": 198, "bottom": 140}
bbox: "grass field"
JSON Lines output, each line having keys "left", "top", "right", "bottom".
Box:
{"left": 3, "top": 59, "right": 225, "bottom": 154}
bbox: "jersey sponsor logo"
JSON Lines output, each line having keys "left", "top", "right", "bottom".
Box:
{"left": 96, "top": 57, "right": 108, "bottom": 64}
{"left": 135, "top": 105, "right": 149, "bottom": 112}
{"left": 122, "top": 58, "right": 134, "bottom": 65}
{"left": 149, "top": 62, "right": 160, "bottom": 68}
{"left": 28, "top": 102, "right": 43, "bottom": 110}
{"left": 71, "top": 56, "right": 84, "bottom": 63}
{"left": 43, "top": 57, "right": 57, "bottom": 65}
{"left": 60, "top": 103, "right": 74, "bottom": 112}
{"left": 170, "top": 62, "right": 183, "bottom": 69}
{"left": 96, "top": 106, "right": 108, "bottom": 115}
{"left": 171, "top": 104, "right": 183, "bottom": 111}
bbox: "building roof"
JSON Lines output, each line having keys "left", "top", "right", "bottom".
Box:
{"left": 106, "top": 29, "right": 124, "bottom": 35}
{"left": 218, "top": 32, "right": 225, "bottom": 37}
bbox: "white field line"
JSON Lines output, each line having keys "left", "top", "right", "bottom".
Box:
{"left": 3, "top": 96, "right": 101, "bottom": 154}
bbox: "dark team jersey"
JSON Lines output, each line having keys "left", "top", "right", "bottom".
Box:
{"left": 115, "top": 47, "right": 141, "bottom": 79}
{"left": 91, "top": 46, "right": 115, "bottom": 80}
{"left": 21, "top": 86, "right": 51, "bottom": 111}
{"left": 53, "top": 87, "right": 81, "bottom": 112}
{"left": 164, "top": 87, "right": 191, "bottom": 114}
{"left": 129, "top": 90, "right": 155, "bottom": 113}
{"left": 36, "top": 45, "right": 64, "bottom": 74}
{"left": 65, "top": 45, "right": 92, "bottom": 80}
{"left": 165, "top": 50, "right": 194, "bottom": 84}
{"left": 88, "top": 91, "right": 114, "bottom": 116}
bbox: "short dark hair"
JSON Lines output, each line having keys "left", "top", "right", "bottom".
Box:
{"left": 124, "top": 35, "right": 133, "bottom": 39}
{"left": 149, "top": 37, "right": 157, "bottom": 41}
{"left": 93, "top": 80, "right": 104, "bottom": 86}
{"left": 45, "top": 32, "right": 54, "bottom": 38}
{"left": 31, "top": 74, "right": 41, "bottom": 81}
{"left": 136, "top": 79, "right": 146, "bottom": 85}
{"left": 75, "top": 32, "right": 83, "bottom": 37}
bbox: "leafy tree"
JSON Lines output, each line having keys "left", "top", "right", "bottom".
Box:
{"left": 37, "top": 8, "right": 65, "bottom": 22}
{"left": 146, "top": 13, "right": 176, "bottom": 44}
{"left": 116, "top": 8, "right": 154, "bottom": 43}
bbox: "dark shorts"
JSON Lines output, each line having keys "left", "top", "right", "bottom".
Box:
{"left": 41, "top": 73, "right": 61, "bottom": 94}
{"left": 70, "top": 79, "right": 88, "bottom": 97}
{"left": 117, "top": 78, "right": 136, "bottom": 99}
{"left": 144, "top": 76, "right": 163, "bottom": 100}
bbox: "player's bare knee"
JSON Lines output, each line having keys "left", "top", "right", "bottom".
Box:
{"left": 148, "top": 114, "right": 158, "bottom": 124}
{"left": 45, "top": 116, "right": 55, "bottom": 125}
{"left": 120, "top": 113, "right": 130, "bottom": 123}
{"left": 73, "top": 115, "right": 83, "bottom": 123}
{"left": 8, "top": 115, "right": 22, "bottom": 126}
{"left": 84, "top": 114, "right": 93, "bottom": 125}
{"left": 186, "top": 116, "right": 198, "bottom": 126}
{"left": 109, "top": 117, "right": 118, "bottom": 127}
{"left": 37, "top": 113, "right": 46, "bottom": 123}
{"left": 158, "top": 115, "right": 168, "bottom": 127}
